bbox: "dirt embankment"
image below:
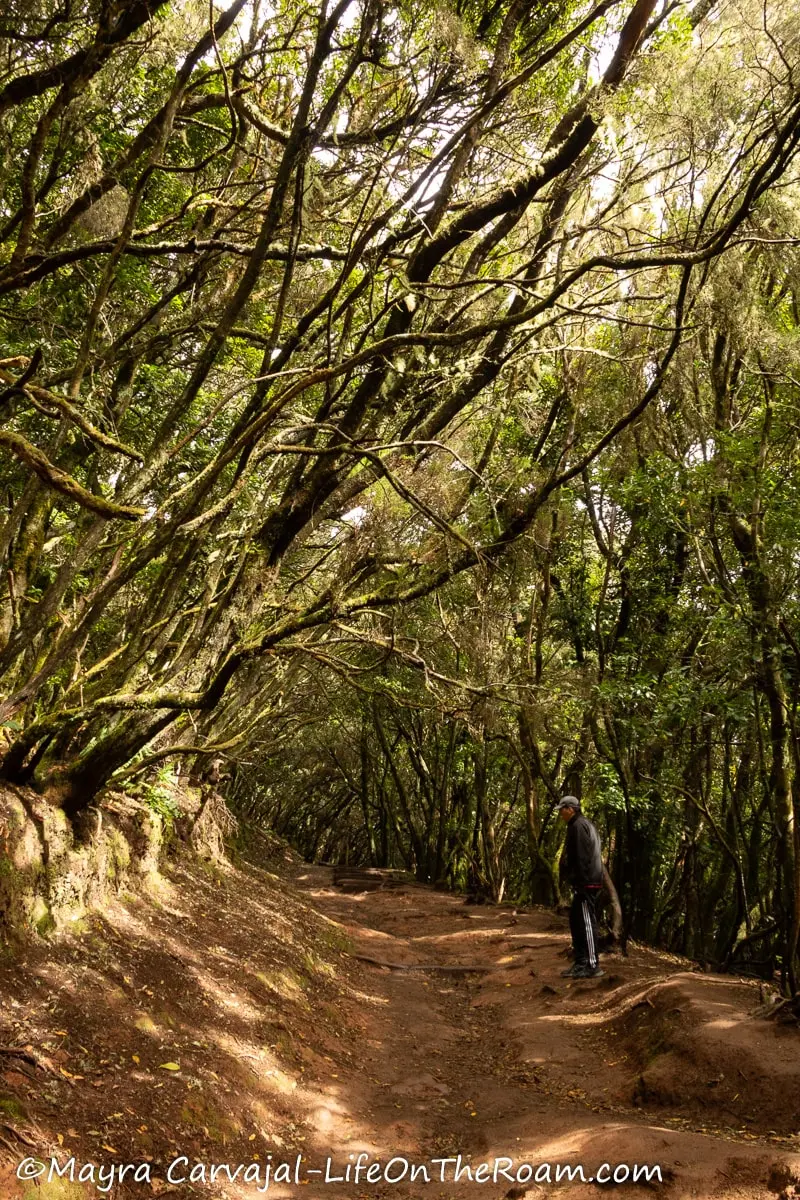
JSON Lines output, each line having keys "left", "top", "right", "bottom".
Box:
{"left": 0, "top": 786, "right": 164, "bottom": 937}
{"left": 0, "top": 780, "right": 247, "bottom": 939}
{"left": 0, "top": 845, "right": 798, "bottom": 1200}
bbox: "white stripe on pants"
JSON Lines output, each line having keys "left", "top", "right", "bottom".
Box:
{"left": 582, "top": 898, "right": 597, "bottom": 968}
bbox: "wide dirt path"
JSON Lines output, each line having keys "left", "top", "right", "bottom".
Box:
{"left": 293, "top": 864, "right": 800, "bottom": 1200}
{"left": 0, "top": 850, "right": 798, "bottom": 1200}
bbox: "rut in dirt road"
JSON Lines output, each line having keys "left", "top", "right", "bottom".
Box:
{"left": 315, "top": 868, "right": 543, "bottom": 1187}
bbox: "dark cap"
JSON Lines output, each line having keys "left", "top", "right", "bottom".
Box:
{"left": 556, "top": 795, "right": 581, "bottom": 812}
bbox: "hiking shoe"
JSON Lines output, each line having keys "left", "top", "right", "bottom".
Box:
{"left": 560, "top": 963, "right": 585, "bottom": 977}
{"left": 571, "top": 965, "right": 604, "bottom": 979}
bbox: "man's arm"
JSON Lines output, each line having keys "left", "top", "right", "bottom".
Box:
{"left": 576, "top": 820, "right": 600, "bottom": 884}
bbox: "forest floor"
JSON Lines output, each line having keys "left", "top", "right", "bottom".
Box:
{"left": 0, "top": 846, "right": 799, "bottom": 1200}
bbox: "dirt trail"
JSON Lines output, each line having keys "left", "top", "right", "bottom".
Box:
{"left": 0, "top": 853, "right": 798, "bottom": 1200}
{"left": 293, "top": 865, "right": 800, "bottom": 1200}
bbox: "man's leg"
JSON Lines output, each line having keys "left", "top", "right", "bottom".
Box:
{"left": 580, "top": 887, "right": 600, "bottom": 970}
{"left": 569, "top": 891, "right": 588, "bottom": 966}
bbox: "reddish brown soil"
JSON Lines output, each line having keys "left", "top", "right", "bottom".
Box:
{"left": 0, "top": 853, "right": 798, "bottom": 1199}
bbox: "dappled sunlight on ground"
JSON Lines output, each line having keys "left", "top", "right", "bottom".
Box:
{"left": 0, "top": 857, "right": 798, "bottom": 1199}
{"left": 0, "top": 857, "right": 380, "bottom": 1197}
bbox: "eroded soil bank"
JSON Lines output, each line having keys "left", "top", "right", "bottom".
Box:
{"left": 0, "top": 850, "right": 798, "bottom": 1200}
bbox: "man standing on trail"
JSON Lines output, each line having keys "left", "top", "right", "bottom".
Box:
{"left": 557, "top": 797, "right": 604, "bottom": 979}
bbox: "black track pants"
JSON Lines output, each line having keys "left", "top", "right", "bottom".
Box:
{"left": 569, "top": 886, "right": 600, "bottom": 969}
